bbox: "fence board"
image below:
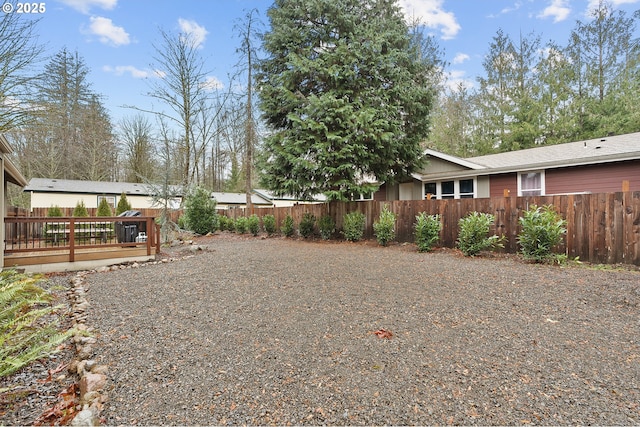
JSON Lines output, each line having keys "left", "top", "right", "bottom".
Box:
{"left": 22, "top": 191, "right": 640, "bottom": 266}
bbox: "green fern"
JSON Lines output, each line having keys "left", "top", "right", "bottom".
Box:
{"left": 0, "top": 270, "right": 75, "bottom": 377}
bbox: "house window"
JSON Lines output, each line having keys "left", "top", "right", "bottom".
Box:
{"left": 424, "top": 182, "right": 436, "bottom": 199}
{"left": 441, "top": 181, "right": 455, "bottom": 199}
{"left": 98, "top": 195, "right": 116, "bottom": 211}
{"left": 518, "top": 171, "right": 544, "bottom": 196}
{"left": 424, "top": 179, "right": 477, "bottom": 199}
{"left": 354, "top": 192, "right": 373, "bottom": 201}
{"left": 460, "top": 179, "right": 474, "bottom": 198}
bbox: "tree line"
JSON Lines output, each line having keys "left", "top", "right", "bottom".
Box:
{"left": 429, "top": 1, "right": 640, "bottom": 157}
{"left": 1, "top": 0, "right": 638, "bottom": 206}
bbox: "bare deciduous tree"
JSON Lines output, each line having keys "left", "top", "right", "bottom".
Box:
{"left": 0, "top": 6, "right": 44, "bottom": 132}
{"left": 146, "top": 28, "right": 209, "bottom": 186}
{"left": 118, "top": 114, "right": 157, "bottom": 182}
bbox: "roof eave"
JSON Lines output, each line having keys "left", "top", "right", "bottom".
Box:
{"left": 414, "top": 152, "right": 640, "bottom": 181}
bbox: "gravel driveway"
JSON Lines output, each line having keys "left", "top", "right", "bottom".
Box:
{"left": 83, "top": 234, "right": 639, "bottom": 425}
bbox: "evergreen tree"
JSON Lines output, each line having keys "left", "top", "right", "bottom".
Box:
{"left": 96, "top": 197, "right": 113, "bottom": 217}
{"left": 566, "top": 1, "right": 639, "bottom": 138}
{"left": 116, "top": 192, "right": 131, "bottom": 215}
{"left": 258, "top": 0, "right": 435, "bottom": 201}
{"left": 72, "top": 200, "right": 89, "bottom": 217}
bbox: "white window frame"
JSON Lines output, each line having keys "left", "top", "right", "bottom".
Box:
{"left": 424, "top": 178, "right": 477, "bottom": 200}
{"left": 354, "top": 192, "right": 373, "bottom": 201}
{"left": 517, "top": 170, "right": 545, "bottom": 196}
{"left": 98, "top": 195, "right": 116, "bottom": 211}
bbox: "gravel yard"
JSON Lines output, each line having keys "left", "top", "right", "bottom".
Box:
{"left": 75, "top": 234, "right": 640, "bottom": 425}
{"left": 3, "top": 233, "right": 638, "bottom": 425}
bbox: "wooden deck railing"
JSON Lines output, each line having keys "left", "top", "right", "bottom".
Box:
{"left": 4, "top": 216, "right": 160, "bottom": 263}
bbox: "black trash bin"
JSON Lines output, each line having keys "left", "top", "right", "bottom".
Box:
{"left": 116, "top": 210, "right": 142, "bottom": 243}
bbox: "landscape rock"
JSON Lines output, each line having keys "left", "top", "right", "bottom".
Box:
{"left": 71, "top": 409, "right": 97, "bottom": 427}
{"left": 79, "top": 373, "right": 107, "bottom": 398}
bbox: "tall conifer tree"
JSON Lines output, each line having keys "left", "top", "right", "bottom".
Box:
{"left": 258, "top": 0, "right": 434, "bottom": 201}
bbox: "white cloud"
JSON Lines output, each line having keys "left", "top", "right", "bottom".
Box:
{"left": 445, "top": 70, "right": 475, "bottom": 92}
{"left": 586, "top": 0, "right": 640, "bottom": 15}
{"left": 538, "top": 0, "right": 571, "bottom": 22}
{"left": 399, "top": 0, "right": 461, "bottom": 40}
{"left": 178, "top": 18, "right": 208, "bottom": 48}
{"left": 57, "top": 0, "right": 117, "bottom": 14}
{"left": 103, "top": 65, "right": 152, "bottom": 79}
{"left": 588, "top": 0, "right": 640, "bottom": 10}
{"left": 201, "top": 76, "right": 224, "bottom": 91}
{"left": 85, "top": 16, "right": 130, "bottom": 46}
{"left": 452, "top": 53, "right": 470, "bottom": 64}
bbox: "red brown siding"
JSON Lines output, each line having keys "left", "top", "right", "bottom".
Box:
{"left": 545, "top": 160, "right": 640, "bottom": 194}
{"left": 489, "top": 173, "right": 517, "bottom": 197}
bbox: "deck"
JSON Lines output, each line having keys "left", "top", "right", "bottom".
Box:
{"left": 4, "top": 216, "right": 160, "bottom": 272}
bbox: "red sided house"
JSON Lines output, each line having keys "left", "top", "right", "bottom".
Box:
{"left": 378, "top": 132, "right": 640, "bottom": 201}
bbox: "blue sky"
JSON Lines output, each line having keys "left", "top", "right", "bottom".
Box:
{"left": 22, "top": 0, "right": 640, "bottom": 125}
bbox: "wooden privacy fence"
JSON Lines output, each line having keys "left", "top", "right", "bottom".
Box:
{"left": 224, "top": 191, "right": 640, "bottom": 266}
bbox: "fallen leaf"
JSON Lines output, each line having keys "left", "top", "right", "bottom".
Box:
{"left": 373, "top": 328, "right": 393, "bottom": 339}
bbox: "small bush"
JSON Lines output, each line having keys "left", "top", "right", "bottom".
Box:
{"left": 373, "top": 205, "right": 396, "bottom": 246}
{"left": 216, "top": 215, "right": 227, "bottom": 231}
{"left": 47, "top": 205, "right": 63, "bottom": 217}
{"left": 299, "top": 213, "right": 316, "bottom": 238}
{"left": 235, "top": 217, "right": 248, "bottom": 234}
{"left": 248, "top": 214, "right": 260, "bottom": 236}
{"left": 96, "top": 197, "right": 113, "bottom": 217}
{"left": 281, "top": 215, "right": 295, "bottom": 237}
{"left": 457, "top": 211, "right": 504, "bottom": 256}
{"left": 72, "top": 200, "right": 89, "bottom": 218}
{"left": 318, "top": 215, "right": 335, "bottom": 240}
{"left": 262, "top": 214, "right": 276, "bottom": 235}
{"left": 224, "top": 217, "right": 236, "bottom": 232}
{"left": 414, "top": 212, "right": 441, "bottom": 252}
{"left": 116, "top": 192, "right": 131, "bottom": 215}
{"left": 183, "top": 186, "right": 218, "bottom": 235}
{"left": 177, "top": 215, "right": 187, "bottom": 230}
{"left": 518, "top": 204, "right": 567, "bottom": 263}
{"left": 343, "top": 211, "right": 365, "bottom": 242}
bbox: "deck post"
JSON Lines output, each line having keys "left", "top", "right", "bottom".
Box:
{"left": 69, "top": 218, "right": 75, "bottom": 262}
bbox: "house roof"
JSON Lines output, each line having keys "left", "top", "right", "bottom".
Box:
{"left": 211, "top": 192, "right": 272, "bottom": 205}
{"left": 24, "top": 178, "right": 182, "bottom": 196}
{"left": 417, "top": 132, "right": 640, "bottom": 181}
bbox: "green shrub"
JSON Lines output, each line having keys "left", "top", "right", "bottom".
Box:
{"left": 373, "top": 205, "right": 396, "bottom": 246}
{"left": 72, "top": 200, "right": 89, "bottom": 218}
{"left": 225, "top": 217, "right": 236, "bottom": 232}
{"left": 183, "top": 186, "right": 218, "bottom": 235}
{"left": 47, "top": 205, "right": 63, "bottom": 217}
{"left": 235, "top": 216, "right": 248, "bottom": 234}
{"left": 116, "top": 192, "right": 131, "bottom": 215}
{"left": 96, "top": 197, "right": 113, "bottom": 217}
{"left": 262, "top": 214, "right": 276, "bottom": 235}
{"left": 217, "top": 215, "right": 228, "bottom": 231}
{"left": 281, "top": 215, "right": 295, "bottom": 237}
{"left": 299, "top": 213, "right": 316, "bottom": 238}
{"left": 0, "top": 270, "right": 76, "bottom": 377}
{"left": 72, "top": 201, "right": 90, "bottom": 242}
{"left": 248, "top": 214, "right": 260, "bottom": 236}
{"left": 414, "top": 212, "right": 441, "bottom": 252}
{"left": 457, "top": 211, "right": 504, "bottom": 256}
{"left": 343, "top": 211, "right": 365, "bottom": 242}
{"left": 177, "top": 215, "right": 187, "bottom": 230}
{"left": 517, "top": 204, "right": 567, "bottom": 263}
{"left": 318, "top": 215, "right": 335, "bottom": 240}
